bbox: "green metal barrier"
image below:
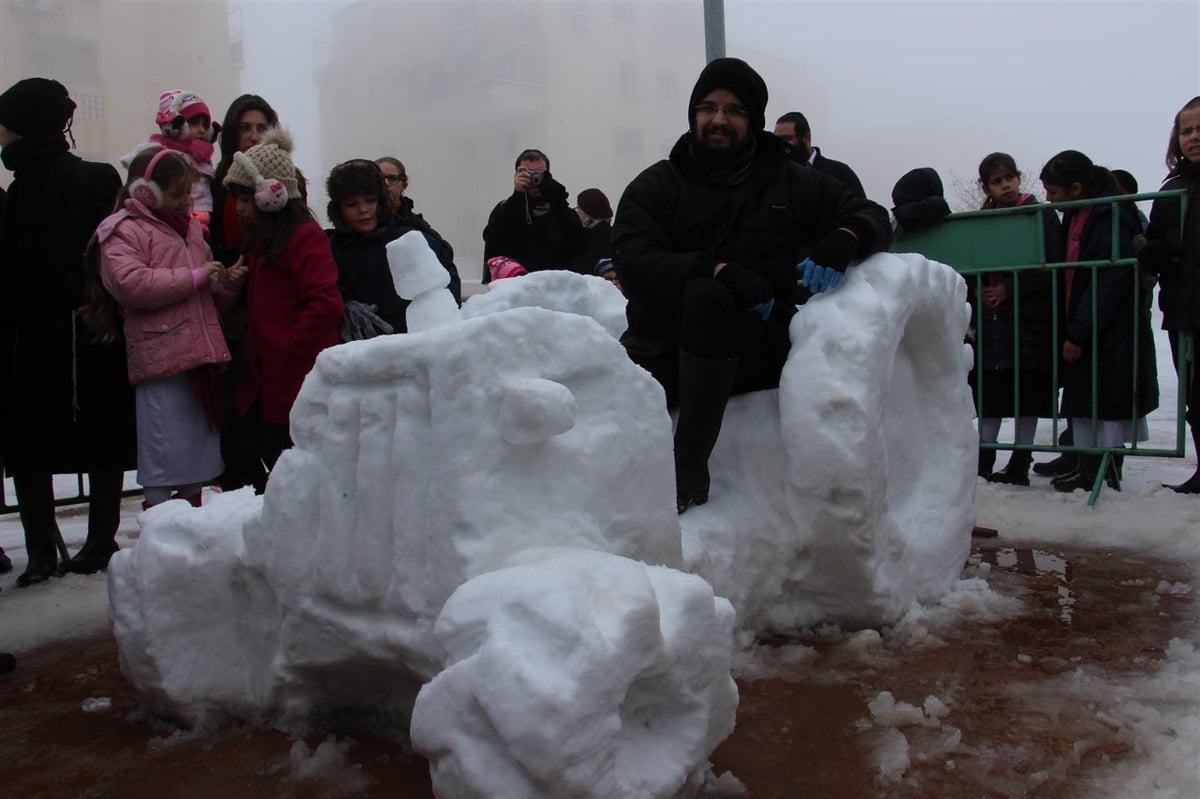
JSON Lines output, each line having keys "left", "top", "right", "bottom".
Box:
{"left": 893, "top": 190, "right": 1191, "bottom": 506}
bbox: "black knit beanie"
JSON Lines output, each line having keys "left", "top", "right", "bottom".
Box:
{"left": 0, "top": 77, "right": 76, "bottom": 138}
{"left": 891, "top": 167, "right": 945, "bottom": 207}
{"left": 688, "top": 57, "right": 768, "bottom": 133}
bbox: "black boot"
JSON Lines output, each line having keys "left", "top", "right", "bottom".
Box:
{"left": 1053, "top": 454, "right": 1101, "bottom": 493}
{"left": 13, "top": 471, "right": 62, "bottom": 587}
{"left": 1165, "top": 425, "right": 1200, "bottom": 494}
{"left": 674, "top": 352, "right": 738, "bottom": 514}
{"left": 1034, "top": 426, "right": 1076, "bottom": 476}
{"left": 987, "top": 449, "right": 1033, "bottom": 486}
{"left": 0, "top": 546, "right": 11, "bottom": 574}
{"left": 62, "top": 467, "right": 125, "bottom": 575}
{"left": 978, "top": 447, "right": 997, "bottom": 478}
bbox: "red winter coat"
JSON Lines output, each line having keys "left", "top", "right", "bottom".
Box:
{"left": 97, "top": 200, "right": 235, "bottom": 384}
{"left": 237, "top": 217, "right": 343, "bottom": 423}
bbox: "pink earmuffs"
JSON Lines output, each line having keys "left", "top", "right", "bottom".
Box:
{"left": 128, "top": 149, "right": 177, "bottom": 210}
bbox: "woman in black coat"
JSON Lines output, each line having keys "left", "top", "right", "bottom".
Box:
{"left": 0, "top": 77, "right": 135, "bottom": 583}
{"left": 1040, "top": 150, "right": 1158, "bottom": 492}
{"left": 1139, "top": 96, "right": 1200, "bottom": 493}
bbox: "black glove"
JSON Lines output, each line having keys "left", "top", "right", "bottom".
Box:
{"left": 537, "top": 172, "right": 568, "bottom": 204}
{"left": 809, "top": 227, "right": 859, "bottom": 272}
{"left": 716, "top": 263, "right": 775, "bottom": 319}
{"left": 1135, "top": 239, "right": 1171, "bottom": 274}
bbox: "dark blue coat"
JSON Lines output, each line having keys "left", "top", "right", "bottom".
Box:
{"left": 1059, "top": 194, "right": 1158, "bottom": 420}
{"left": 976, "top": 196, "right": 1064, "bottom": 373}
{"left": 328, "top": 215, "right": 461, "bottom": 335}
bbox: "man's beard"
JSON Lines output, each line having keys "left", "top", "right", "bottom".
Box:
{"left": 695, "top": 122, "right": 750, "bottom": 163}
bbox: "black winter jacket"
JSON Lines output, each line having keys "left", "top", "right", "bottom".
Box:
{"left": 811, "top": 147, "right": 867, "bottom": 200}
{"left": 1143, "top": 160, "right": 1200, "bottom": 333}
{"left": 481, "top": 176, "right": 589, "bottom": 283}
{"left": 975, "top": 196, "right": 1064, "bottom": 373}
{"left": 569, "top": 219, "right": 612, "bottom": 275}
{"left": 328, "top": 215, "right": 461, "bottom": 335}
{"left": 612, "top": 132, "right": 891, "bottom": 343}
{"left": 0, "top": 139, "right": 135, "bottom": 473}
{"left": 1059, "top": 195, "right": 1159, "bottom": 420}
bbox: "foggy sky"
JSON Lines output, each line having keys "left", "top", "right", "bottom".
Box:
{"left": 240, "top": 0, "right": 1199, "bottom": 274}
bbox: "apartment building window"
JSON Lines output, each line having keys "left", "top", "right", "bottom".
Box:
{"left": 75, "top": 93, "right": 104, "bottom": 122}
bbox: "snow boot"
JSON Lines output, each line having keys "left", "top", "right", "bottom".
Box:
{"left": 1053, "top": 454, "right": 1101, "bottom": 493}
{"left": 987, "top": 449, "right": 1032, "bottom": 486}
{"left": 1033, "top": 427, "right": 1075, "bottom": 476}
{"left": 62, "top": 468, "right": 124, "bottom": 576}
{"left": 1165, "top": 425, "right": 1200, "bottom": 494}
{"left": 977, "top": 448, "right": 996, "bottom": 478}
{"left": 13, "top": 472, "right": 61, "bottom": 587}
{"left": 674, "top": 352, "right": 738, "bottom": 514}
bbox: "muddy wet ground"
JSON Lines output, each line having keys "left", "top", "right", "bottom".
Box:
{"left": 2, "top": 542, "right": 1195, "bottom": 799}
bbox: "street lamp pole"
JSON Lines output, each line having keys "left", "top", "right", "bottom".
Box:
{"left": 703, "top": 0, "right": 725, "bottom": 62}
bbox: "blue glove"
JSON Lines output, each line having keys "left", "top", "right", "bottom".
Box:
{"left": 797, "top": 228, "right": 859, "bottom": 294}
{"left": 797, "top": 258, "right": 843, "bottom": 293}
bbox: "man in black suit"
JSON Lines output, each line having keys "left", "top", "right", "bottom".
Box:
{"left": 774, "top": 111, "right": 866, "bottom": 199}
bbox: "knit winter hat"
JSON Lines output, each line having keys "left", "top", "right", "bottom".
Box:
{"left": 891, "top": 167, "right": 944, "bottom": 207}
{"left": 688, "top": 57, "right": 768, "bottom": 133}
{"left": 155, "top": 89, "right": 211, "bottom": 131}
{"left": 0, "top": 77, "right": 76, "bottom": 138}
{"left": 223, "top": 128, "right": 301, "bottom": 200}
{"left": 487, "top": 256, "right": 528, "bottom": 281}
{"left": 576, "top": 188, "right": 612, "bottom": 220}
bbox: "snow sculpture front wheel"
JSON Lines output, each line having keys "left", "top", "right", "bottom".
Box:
{"left": 410, "top": 548, "right": 738, "bottom": 799}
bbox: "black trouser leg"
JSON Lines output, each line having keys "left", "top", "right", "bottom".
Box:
{"left": 1167, "top": 332, "right": 1200, "bottom": 493}
{"left": 62, "top": 467, "right": 124, "bottom": 574}
{"left": 13, "top": 471, "right": 61, "bottom": 587}
{"left": 672, "top": 280, "right": 746, "bottom": 513}
{"left": 674, "top": 351, "right": 739, "bottom": 513}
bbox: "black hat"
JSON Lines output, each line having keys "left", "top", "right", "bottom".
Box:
{"left": 688, "top": 57, "right": 768, "bottom": 133}
{"left": 0, "top": 77, "right": 76, "bottom": 138}
{"left": 891, "top": 167, "right": 944, "bottom": 208}
{"left": 325, "top": 158, "right": 391, "bottom": 231}
{"left": 576, "top": 188, "right": 612, "bottom": 220}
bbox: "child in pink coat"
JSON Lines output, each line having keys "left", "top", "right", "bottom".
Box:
{"left": 95, "top": 147, "right": 247, "bottom": 507}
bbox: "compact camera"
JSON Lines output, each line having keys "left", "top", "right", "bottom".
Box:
{"left": 527, "top": 169, "right": 545, "bottom": 186}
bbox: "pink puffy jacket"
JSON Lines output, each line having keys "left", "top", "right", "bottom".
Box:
{"left": 97, "top": 199, "right": 236, "bottom": 385}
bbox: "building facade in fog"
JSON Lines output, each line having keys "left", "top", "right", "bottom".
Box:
{"left": 315, "top": 1, "right": 708, "bottom": 282}
{"left": 0, "top": 0, "right": 240, "bottom": 184}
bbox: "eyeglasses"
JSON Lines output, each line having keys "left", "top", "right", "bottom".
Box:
{"left": 694, "top": 102, "right": 749, "bottom": 120}
{"left": 383, "top": 174, "right": 407, "bottom": 184}
{"left": 238, "top": 122, "right": 272, "bottom": 135}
